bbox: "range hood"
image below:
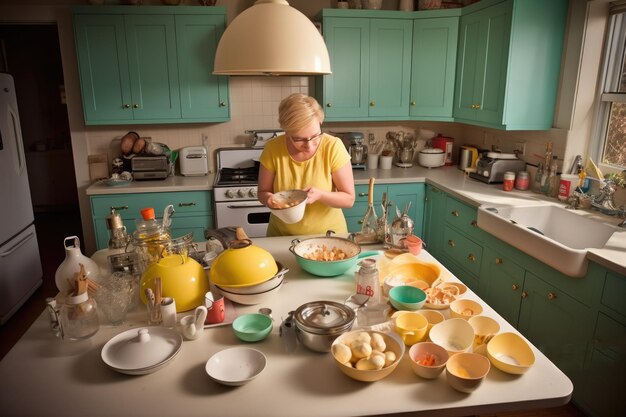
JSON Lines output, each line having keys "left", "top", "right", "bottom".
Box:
{"left": 213, "top": 0, "right": 331, "bottom": 76}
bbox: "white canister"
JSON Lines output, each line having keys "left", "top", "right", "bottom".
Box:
{"left": 379, "top": 155, "right": 393, "bottom": 170}
{"left": 367, "top": 153, "right": 379, "bottom": 170}
{"left": 55, "top": 236, "right": 101, "bottom": 293}
{"left": 558, "top": 174, "right": 579, "bottom": 201}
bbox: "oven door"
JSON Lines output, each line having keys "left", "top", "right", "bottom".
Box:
{"left": 214, "top": 200, "right": 270, "bottom": 238}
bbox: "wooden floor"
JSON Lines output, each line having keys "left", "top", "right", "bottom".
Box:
{"left": 0, "top": 212, "right": 589, "bottom": 417}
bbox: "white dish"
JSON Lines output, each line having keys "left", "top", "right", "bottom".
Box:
{"left": 215, "top": 280, "right": 283, "bottom": 305}
{"left": 101, "top": 327, "right": 183, "bottom": 375}
{"left": 206, "top": 347, "right": 267, "bottom": 386}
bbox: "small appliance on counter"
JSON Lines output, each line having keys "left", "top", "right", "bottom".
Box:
{"left": 418, "top": 148, "right": 446, "bottom": 168}
{"left": 180, "top": 146, "right": 208, "bottom": 176}
{"left": 458, "top": 145, "right": 479, "bottom": 171}
{"left": 432, "top": 134, "right": 455, "bottom": 166}
{"left": 469, "top": 152, "right": 526, "bottom": 184}
{"left": 131, "top": 155, "right": 169, "bottom": 180}
{"left": 334, "top": 131, "right": 367, "bottom": 169}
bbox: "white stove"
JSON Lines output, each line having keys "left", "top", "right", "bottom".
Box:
{"left": 213, "top": 147, "right": 269, "bottom": 237}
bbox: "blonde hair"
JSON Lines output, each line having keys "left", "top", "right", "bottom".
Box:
{"left": 278, "top": 93, "right": 325, "bottom": 132}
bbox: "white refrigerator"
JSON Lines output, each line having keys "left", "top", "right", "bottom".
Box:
{"left": 0, "top": 73, "right": 43, "bottom": 325}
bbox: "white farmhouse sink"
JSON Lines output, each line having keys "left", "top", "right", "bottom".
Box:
{"left": 477, "top": 204, "right": 617, "bottom": 277}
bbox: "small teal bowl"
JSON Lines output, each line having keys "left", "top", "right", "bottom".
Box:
{"left": 232, "top": 313, "right": 273, "bottom": 342}
{"left": 389, "top": 285, "right": 427, "bottom": 311}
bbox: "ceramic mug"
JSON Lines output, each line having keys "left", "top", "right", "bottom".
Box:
{"left": 392, "top": 311, "right": 428, "bottom": 345}
{"left": 205, "top": 291, "right": 226, "bottom": 325}
{"left": 180, "top": 306, "right": 208, "bottom": 340}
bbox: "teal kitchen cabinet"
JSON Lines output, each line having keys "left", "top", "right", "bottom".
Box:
{"left": 481, "top": 246, "right": 525, "bottom": 325}
{"left": 409, "top": 16, "right": 458, "bottom": 120}
{"left": 453, "top": 0, "right": 567, "bottom": 130}
{"left": 90, "top": 191, "right": 213, "bottom": 250}
{"left": 73, "top": 6, "right": 229, "bottom": 125}
{"left": 422, "top": 184, "right": 446, "bottom": 259}
{"left": 316, "top": 11, "right": 413, "bottom": 121}
{"left": 344, "top": 183, "right": 424, "bottom": 237}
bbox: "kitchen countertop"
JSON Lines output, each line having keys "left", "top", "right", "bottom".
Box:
{"left": 84, "top": 165, "right": 626, "bottom": 275}
{"left": 0, "top": 237, "right": 572, "bottom": 417}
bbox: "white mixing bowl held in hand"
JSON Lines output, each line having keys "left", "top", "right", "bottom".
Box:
{"left": 268, "top": 190, "right": 308, "bottom": 224}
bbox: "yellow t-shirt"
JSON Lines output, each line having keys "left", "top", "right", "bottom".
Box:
{"left": 259, "top": 133, "right": 351, "bottom": 236}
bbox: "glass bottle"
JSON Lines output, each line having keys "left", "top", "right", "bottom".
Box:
{"left": 532, "top": 162, "right": 544, "bottom": 193}
{"left": 545, "top": 156, "right": 559, "bottom": 197}
{"left": 355, "top": 258, "right": 380, "bottom": 305}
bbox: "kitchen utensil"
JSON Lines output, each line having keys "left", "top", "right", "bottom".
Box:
{"left": 232, "top": 313, "right": 273, "bottom": 342}
{"left": 55, "top": 236, "right": 101, "bottom": 293}
{"left": 468, "top": 315, "right": 500, "bottom": 355}
{"left": 415, "top": 309, "right": 445, "bottom": 338}
{"left": 180, "top": 305, "right": 208, "bottom": 340}
{"left": 204, "top": 291, "right": 226, "bottom": 324}
{"left": 48, "top": 291, "right": 99, "bottom": 340}
{"left": 268, "top": 189, "right": 308, "bottom": 224}
{"left": 446, "top": 353, "right": 490, "bottom": 393}
{"left": 392, "top": 311, "right": 428, "bottom": 345}
{"left": 214, "top": 279, "right": 283, "bottom": 305}
{"left": 449, "top": 299, "right": 483, "bottom": 320}
{"left": 293, "top": 301, "right": 356, "bottom": 352}
{"left": 360, "top": 177, "right": 377, "bottom": 239}
{"left": 458, "top": 145, "right": 479, "bottom": 171}
{"left": 390, "top": 202, "right": 414, "bottom": 247}
{"left": 429, "top": 318, "right": 475, "bottom": 356}
{"left": 409, "top": 342, "right": 449, "bottom": 379}
{"left": 101, "top": 327, "right": 183, "bottom": 375}
{"left": 205, "top": 347, "right": 267, "bottom": 386}
{"left": 486, "top": 332, "right": 535, "bottom": 375}
{"left": 418, "top": 148, "right": 446, "bottom": 168}
{"left": 388, "top": 285, "right": 427, "bottom": 312}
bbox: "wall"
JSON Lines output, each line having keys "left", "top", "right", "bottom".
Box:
{"left": 0, "top": 0, "right": 600, "bottom": 253}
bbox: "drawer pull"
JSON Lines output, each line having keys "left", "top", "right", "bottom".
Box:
{"left": 133, "top": 104, "right": 139, "bottom": 109}
{"left": 219, "top": 101, "right": 227, "bottom": 107}
{"left": 447, "top": 240, "right": 455, "bottom": 248}
{"left": 123, "top": 104, "right": 130, "bottom": 109}
{"left": 451, "top": 210, "right": 460, "bottom": 217}
{"left": 511, "top": 284, "right": 519, "bottom": 291}
{"left": 410, "top": 100, "right": 416, "bottom": 106}
{"left": 467, "top": 254, "right": 476, "bottom": 262}
{"left": 326, "top": 102, "right": 332, "bottom": 107}
{"left": 110, "top": 205, "right": 128, "bottom": 211}
{"left": 178, "top": 202, "right": 197, "bottom": 207}
{"left": 521, "top": 291, "right": 528, "bottom": 299}
{"left": 495, "top": 258, "right": 503, "bottom": 264}
{"left": 471, "top": 220, "right": 478, "bottom": 227}
{"left": 358, "top": 192, "right": 367, "bottom": 197}
{"left": 547, "top": 292, "right": 557, "bottom": 300}
{"left": 369, "top": 101, "right": 375, "bottom": 107}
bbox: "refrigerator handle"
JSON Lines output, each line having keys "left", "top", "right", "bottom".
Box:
{"left": 8, "top": 106, "right": 25, "bottom": 175}
{"left": 0, "top": 231, "right": 35, "bottom": 257}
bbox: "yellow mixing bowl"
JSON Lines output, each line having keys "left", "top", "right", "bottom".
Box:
{"left": 140, "top": 254, "right": 209, "bottom": 312}
{"left": 210, "top": 239, "right": 278, "bottom": 288}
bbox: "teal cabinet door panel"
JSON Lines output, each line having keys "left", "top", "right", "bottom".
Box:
{"left": 482, "top": 246, "right": 524, "bottom": 326}
{"left": 410, "top": 17, "right": 458, "bottom": 119}
{"left": 322, "top": 17, "right": 370, "bottom": 118}
{"left": 423, "top": 185, "right": 446, "bottom": 259}
{"left": 388, "top": 183, "right": 424, "bottom": 238}
{"left": 175, "top": 14, "right": 229, "bottom": 120}
{"left": 454, "top": 10, "right": 482, "bottom": 121}
{"left": 369, "top": 19, "right": 412, "bottom": 117}
{"left": 580, "top": 348, "right": 625, "bottom": 417}
{"left": 74, "top": 15, "right": 133, "bottom": 122}
{"left": 125, "top": 15, "right": 180, "bottom": 120}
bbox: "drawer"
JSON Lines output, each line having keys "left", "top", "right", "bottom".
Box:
{"left": 444, "top": 196, "right": 487, "bottom": 242}
{"left": 354, "top": 184, "right": 386, "bottom": 204}
{"left": 443, "top": 226, "right": 483, "bottom": 277}
{"left": 91, "top": 191, "right": 212, "bottom": 218}
{"left": 601, "top": 271, "right": 626, "bottom": 318}
{"left": 593, "top": 312, "right": 626, "bottom": 359}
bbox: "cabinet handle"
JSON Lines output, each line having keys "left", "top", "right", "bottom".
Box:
{"left": 326, "top": 102, "right": 332, "bottom": 107}
{"left": 110, "top": 205, "right": 128, "bottom": 211}
{"left": 547, "top": 292, "right": 557, "bottom": 300}
{"left": 470, "top": 220, "right": 478, "bottom": 227}
{"left": 410, "top": 100, "right": 416, "bottom": 106}
{"left": 358, "top": 192, "right": 367, "bottom": 197}
{"left": 451, "top": 210, "right": 460, "bottom": 217}
{"left": 511, "top": 284, "right": 519, "bottom": 291}
{"left": 467, "top": 254, "right": 476, "bottom": 262}
{"left": 495, "top": 257, "right": 503, "bottom": 264}
{"left": 219, "top": 101, "right": 227, "bottom": 107}
{"left": 133, "top": 104, "right": 139, "bottom": 109}
{"left": 178, "top": 202, "right": 197, "bottom": 207}
{"left": 447, "top": 240, "right": 455, "bottom": 248}
{"left": 475, "top": 104, "right": 481, "bottom": 109}
{"left": 123, "top": 104, "right": 130, "bottom": 109}
{"left": 521, "top": 291, "right": 528, "bottom": 299}
{"left": 369, "top": 101, "right": 375, "bottom": 107}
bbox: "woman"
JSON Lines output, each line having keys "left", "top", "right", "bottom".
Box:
{"left": 258, "top": 93, "right": 355, "bottom": 236}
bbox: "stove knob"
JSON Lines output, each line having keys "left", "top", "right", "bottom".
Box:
{"left": 225, "top": 189, "right": 236, "bottom": 198}
{"left": 237, "top": 189, "right": 246, "bottom": 198}
{"left": 249, "top": 188, "right": 258, "bottom": 198}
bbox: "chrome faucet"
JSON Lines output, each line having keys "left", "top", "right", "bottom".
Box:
{"left": 592, "top": 180, "right": 619, "bottom": 212}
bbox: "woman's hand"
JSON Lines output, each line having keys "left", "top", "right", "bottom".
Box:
{"left": 303, "top": 187, "right": 323, "bottom": 204}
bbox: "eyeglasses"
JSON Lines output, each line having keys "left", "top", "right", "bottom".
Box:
{"left": 289, "top": 131, "right": 323, "bottom": 143}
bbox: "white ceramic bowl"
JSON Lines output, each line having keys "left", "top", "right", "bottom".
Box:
{"left": 450, "top": 299, "right": 483, "bottom": 320}
{"left": 214, "top": 280, "right": 283, "bottom": 305}
{"left": 487, "top": 332, "right": 535, "bottom": 375}
{"left": 409, "top": 341, "right": 449, "bottom": 379}
{"left": 214, "top": 262, "right": 288, "bottom": 294}
{"left": 206, "top": 347, "right": 267, "bottom": 386}
{"left": 269, "top": 190, "right": 308, "bottom": 224}
{"left": 429, "top": 318, "right": 475, "bottom": 355}
{"left": 418, "top": 148, "right": 445, "bottom": 168}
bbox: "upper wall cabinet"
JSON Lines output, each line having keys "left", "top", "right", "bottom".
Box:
{"left": 453, "top": 0, "right": 568, "bottom": 130}
{"left": 72, "top": 6, "right": 229, "bottom": 125}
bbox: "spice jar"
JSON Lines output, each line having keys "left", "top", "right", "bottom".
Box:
{"left": 503, "top": 171, "right": 515, "bottom": 191}
{"left": 355, "top": 259, "right": 380, "bottom": 305}
{"left": 515, "top": 171, "right": 530, "bottom": 190}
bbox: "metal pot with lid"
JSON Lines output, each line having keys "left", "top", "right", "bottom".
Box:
{"left": 293, "top": 301, "right": 356, "bottom": 352}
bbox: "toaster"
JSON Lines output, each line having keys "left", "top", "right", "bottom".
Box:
{"left": 180, "top": 146, "right": 208, "bottom": 176}
{"left": 469, "top": 152, "right": 526, "bottom": 184}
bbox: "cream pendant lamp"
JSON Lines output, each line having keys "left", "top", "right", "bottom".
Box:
{"left": 213, "top": 0, "right": 331, "bottom": 76}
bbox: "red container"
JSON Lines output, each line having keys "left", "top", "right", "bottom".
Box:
{"left": 431, "top": 134, "right": 454, "bottom": 166}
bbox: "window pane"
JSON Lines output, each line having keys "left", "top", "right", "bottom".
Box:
{"left": 603, "top": 102, "right": 626, "bottom": 167}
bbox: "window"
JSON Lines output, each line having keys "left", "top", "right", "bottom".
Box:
{"left": 595, "top": 6, "right": 626, "bottom": 172}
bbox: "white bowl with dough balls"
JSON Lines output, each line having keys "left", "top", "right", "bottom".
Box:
{"left": 269, "top": 190, "right": 308, "bottom": 224}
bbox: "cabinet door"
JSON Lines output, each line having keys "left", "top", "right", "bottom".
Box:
{"left": 124, "top": 15, "right": 181, "bottom": 120}
{"left": 175, "top": 15, "right": 229, "bottom": 121}
{"left": 518, "top": 272, "right": 592, "bottom": 385}
{"left": 423, "top": 185, "right": 446, "bottom": 259}
{"left": 387, "top": 183, "right": 425, "bottom": 238}
{"left": 343, "top": 184, "right": 385, "bottom": 233}
{"left": 322, "top": 17, "right": 370, "bottom": 119}
{"left": 74, "top": 14, "right": 133, "bottom": 123}
{"left": 410, "top": 17, "right": 458, "bottom": 119}
{"left": 482, "top": 246, "right": 524, "bottom": 326}
{"left": 453, "top": 9, "right": 483, "bottom": 121}
{"left": 369, "top": 19, "right": 412, "bottom": 118}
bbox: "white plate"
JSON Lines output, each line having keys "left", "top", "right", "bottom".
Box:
{"left": 205, "top": 347, "right": 266, "bottom": 386}
{"left": 101, "top": 327, "right": 183, "bottom": 375}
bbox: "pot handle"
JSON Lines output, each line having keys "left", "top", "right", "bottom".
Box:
{"left": 289, "top": 239, "right": 301, "bottom": 255}
{"left": 357, "top": 250, "right": 383, "bottom": 259}
{"left": 325, "top": 230, "right": 335, "bottom": 237}
{"left": 63, "top": 235, "right": 80, "bottom": 249}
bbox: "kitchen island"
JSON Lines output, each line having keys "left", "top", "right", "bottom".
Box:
{"left": 0, "top": 236, "right": 572, "bottom": 417}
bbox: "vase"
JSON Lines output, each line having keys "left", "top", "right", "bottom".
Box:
{"left": 55, "top": 236, "right": 100, "bottom": 294}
